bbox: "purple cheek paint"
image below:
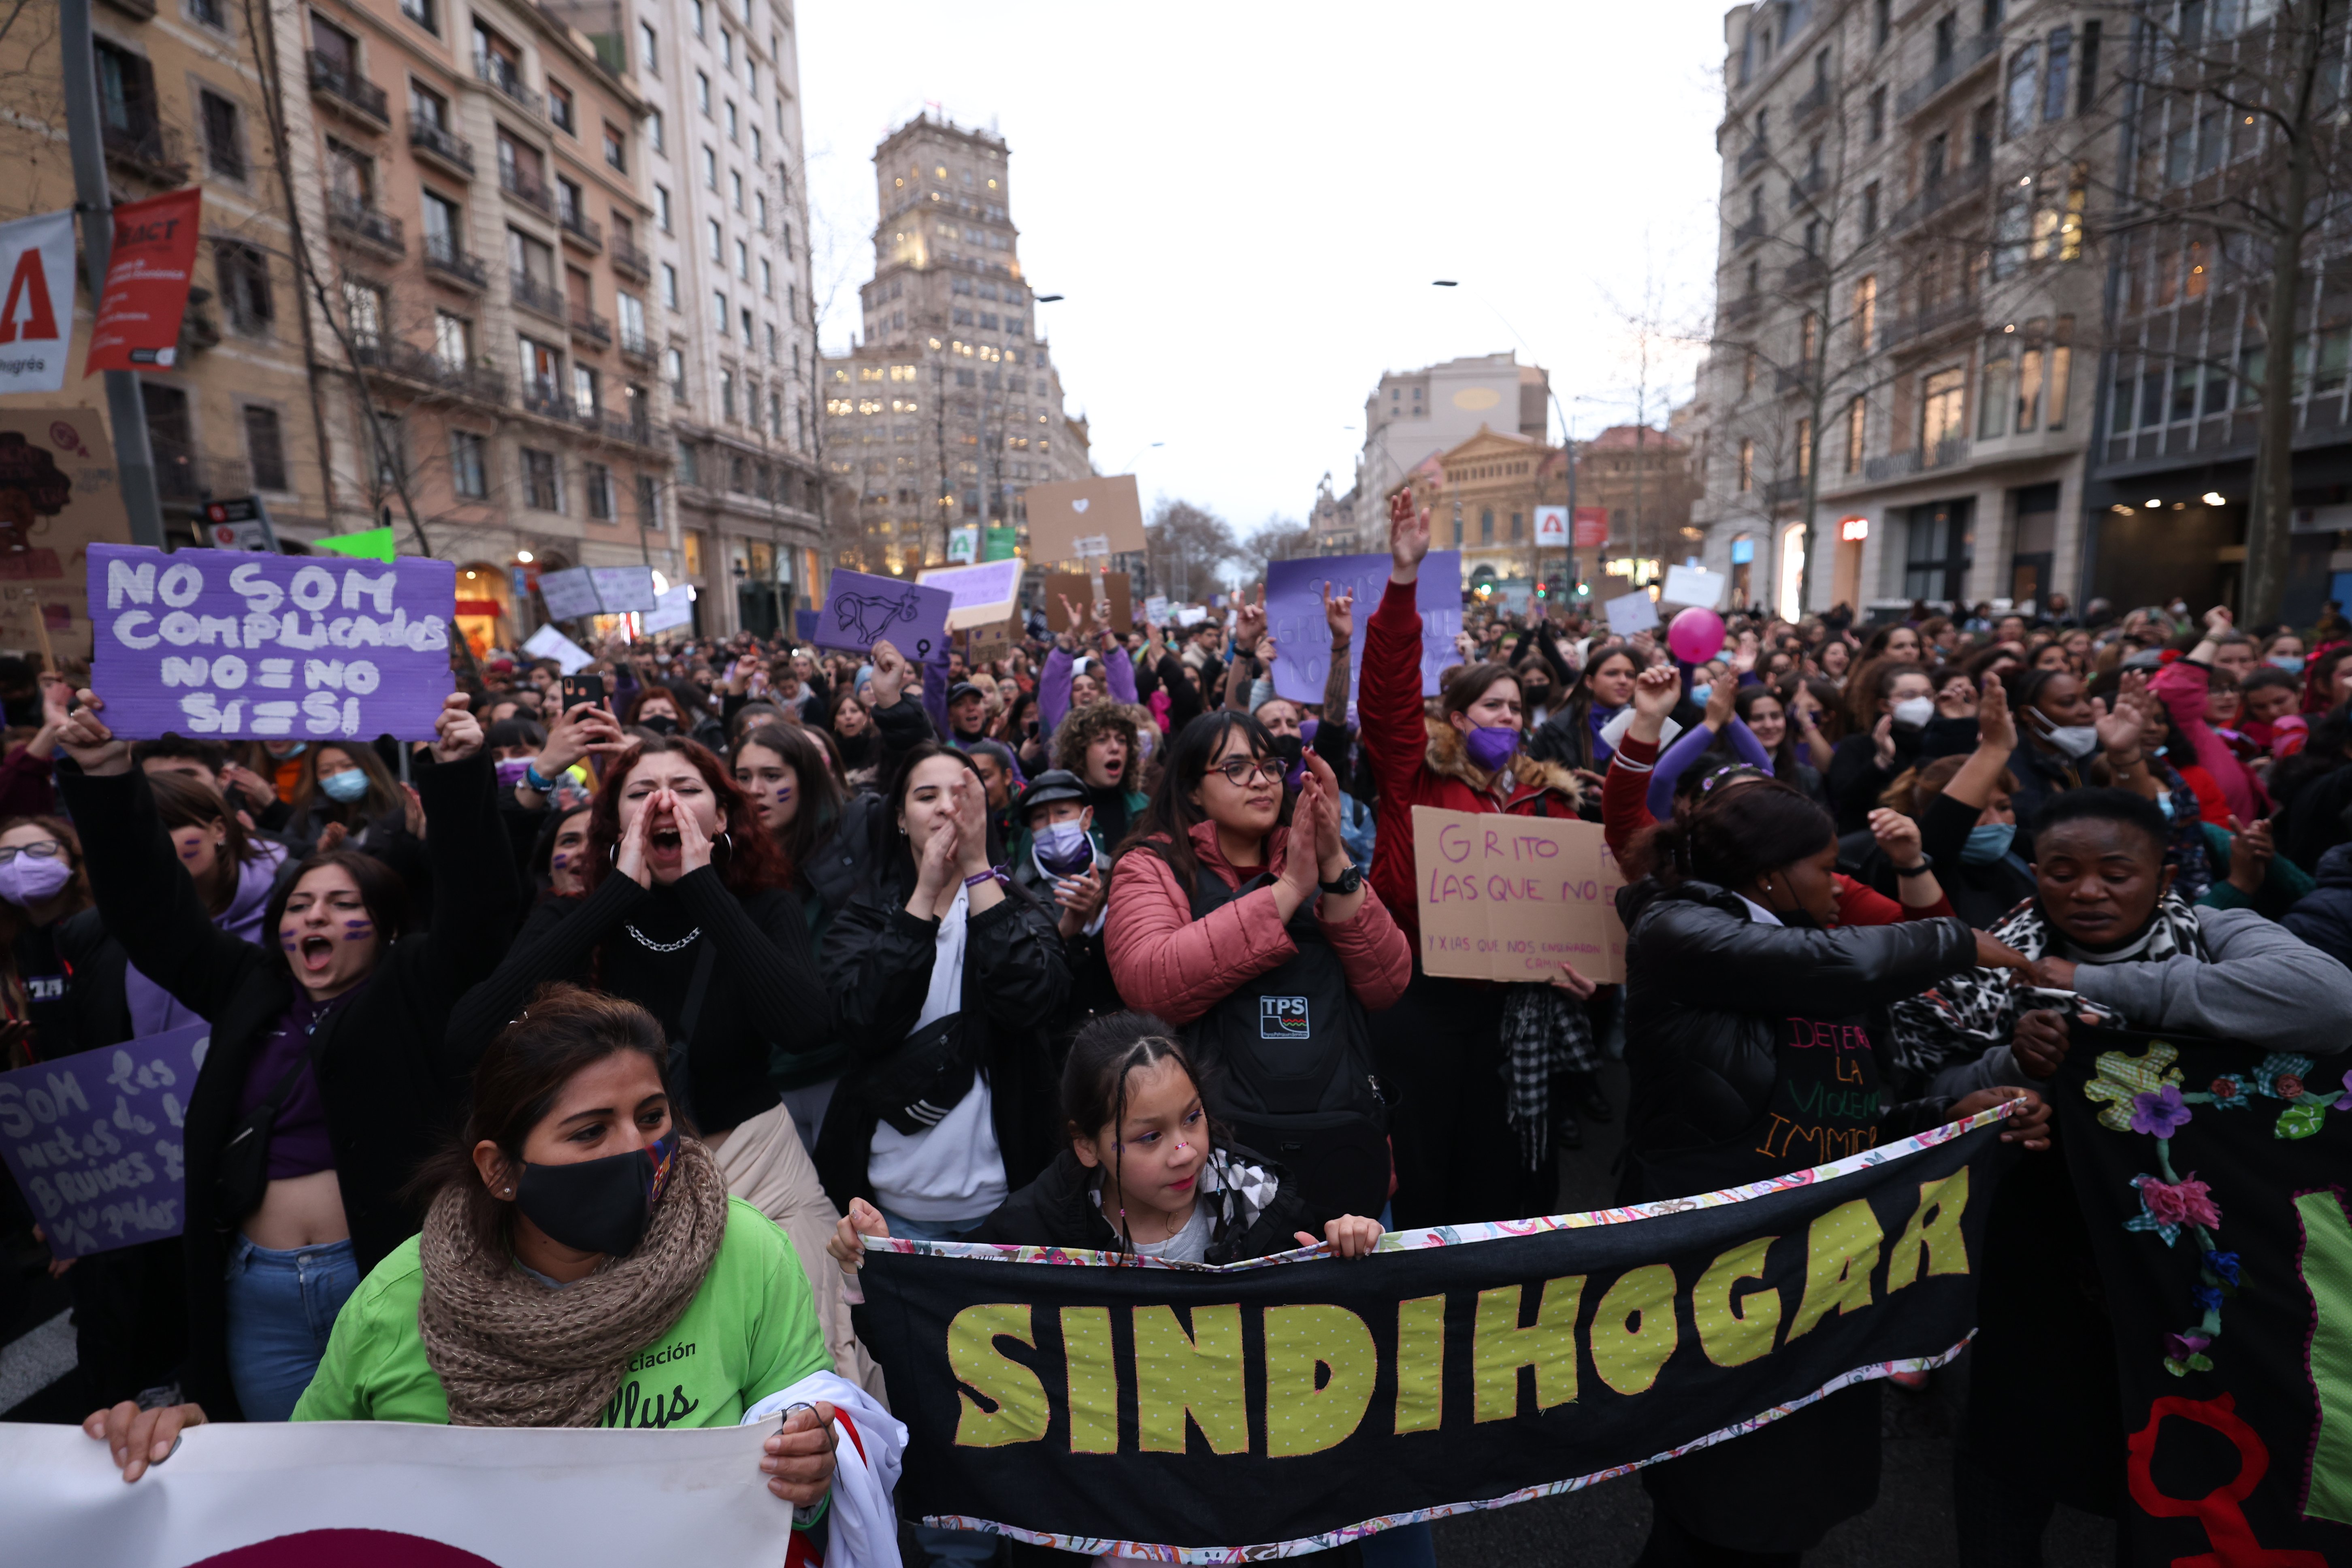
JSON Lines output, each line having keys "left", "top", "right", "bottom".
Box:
{"left": 342, "top": 921, "right": 373, "bottom": 938}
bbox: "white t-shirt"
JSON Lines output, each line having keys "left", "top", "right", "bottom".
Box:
{"left": 867, "top": 886, "right": 1010, "bottom": 1223}
{"left": 1128, "top": 1202, "right": 1212, "bottom": 1264}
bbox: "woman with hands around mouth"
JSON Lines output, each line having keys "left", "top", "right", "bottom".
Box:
{"left": 55, "top": 689, "right": 520, "bottom": 1425}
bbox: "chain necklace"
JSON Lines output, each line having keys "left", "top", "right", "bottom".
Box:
{"left": 625, "top": 924, "right": 703, "bottom": 953}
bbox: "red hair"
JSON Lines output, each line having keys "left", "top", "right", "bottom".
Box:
{"left": 584, "top": 736, "right": 784, "bottom": 896}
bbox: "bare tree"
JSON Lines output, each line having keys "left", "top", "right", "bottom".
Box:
{"left": 1145, "top": 500, "right": 1240, "bottom": 603}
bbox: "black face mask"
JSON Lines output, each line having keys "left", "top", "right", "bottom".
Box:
{"left": 639, "top": 714, "right": 681, "bottom": 737}
{"left": 514, "top": 1133, "right": 677, "bottom": 1257}
{"left": 1269, "top": 733, "right": 1304, "bottom": 770}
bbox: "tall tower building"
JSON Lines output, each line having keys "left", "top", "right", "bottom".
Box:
{"left": 820, "top": 112, "right": 1092, "bottom": 577}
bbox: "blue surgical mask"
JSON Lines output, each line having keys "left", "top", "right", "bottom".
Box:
{"left": 1688, "top": 684, "right": 1713, "bottom": 707}
{"left": 2270, "top": 654, "right": 2306, "bottom": 673}
{"left": 1960, "top": 822, "right": 2017, "bottom": 865}
{"left": 2155, "top": 790, "right": 2177, "bottom": 820}
{"left": 318, "top": 769, "right": 371, "bottom": 804}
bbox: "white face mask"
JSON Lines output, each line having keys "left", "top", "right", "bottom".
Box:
{"left": 1891, "top": 696, "right": 1936, "bottom": 729}
{"left": 2043, "top": 723, "right": 2101, "bottom": 759}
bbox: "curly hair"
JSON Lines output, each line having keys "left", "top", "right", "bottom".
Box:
{"left": 1054, "top": 701, "right": 1140, "bottom": 790}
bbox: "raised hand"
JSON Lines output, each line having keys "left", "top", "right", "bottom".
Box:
{"left": 1322, "top": 582, "right": 1355, "bottom": 645}
{"left": 1233, "top": 586, "right": 1268, "bottom": 654}
{"left": 57, "top": 690, "right": 132, "bottom": 776}
{"left": 614, "top": 795, "right": 655, "bottom": 888}
{"left": 429, "top": 691, "right": 482, "bottom": 764}
{"left": 1868, "top": 806, "right": 1925, "bottom": 868}
{"left": 1975, "top": 674, "right": 2017, "bottom": 753}
{"left": 869, "top": 639, "right": 907, "bottom": 708}
{"left": 1632, "top": 665, "right": 1681, "bottom": 721}
{"left": 1389, "top": 488, "right": 1431, "bottom": 582}
{"left": 670, "top": 790, "right": 716, "bottom": 877}
{"left": 1702, "top": 672, "right": 1736, "bottom": 731}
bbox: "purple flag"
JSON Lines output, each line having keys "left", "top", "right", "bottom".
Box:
{"left": 0, "top": 1021, "right": 209, "bottom": 1259}
{"left": 88, "top": 544, "right": 458, "bottom": 741}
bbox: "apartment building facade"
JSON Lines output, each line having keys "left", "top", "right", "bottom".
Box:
{"left": 1352, "top": 352, "right": 1551, "bottom": 552}
{"left": 4, "top": 0, "right": 331, "bottom": 548}
{"left": 1690, "top": 0, "right": 2113, "bottom": 622}
{"left": 819, "top": 113, "right": 1092, "bottom": 577}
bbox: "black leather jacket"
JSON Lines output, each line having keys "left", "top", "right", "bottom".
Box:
{"left": 1617, "top": 876, "right": 1977, "bottom": 1180}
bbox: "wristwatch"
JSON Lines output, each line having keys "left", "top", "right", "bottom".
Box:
{"left": 1320, "top": 865, "right": 1363, "bottom": 896}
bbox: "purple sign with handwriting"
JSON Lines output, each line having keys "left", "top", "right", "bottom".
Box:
{"left": 0, "top": 1021, "right": 208, "bottom": 1260}
{"left": 815, "top": 569, "right": 953, "bottom": 665}
{"left": 88, "top": 544, "right": 458, "bottom": 741}
{"left": 1264, "top": 550, "right": 1464, "bottom": 704}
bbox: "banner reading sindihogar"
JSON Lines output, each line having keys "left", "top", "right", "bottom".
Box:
{"left": 856, "top": 1110, "right": 2018, "bottom": 1560}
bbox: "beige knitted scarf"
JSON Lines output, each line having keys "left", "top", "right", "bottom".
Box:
{"left": 418, "top": 1136, "right": 730, "bottom": 1427}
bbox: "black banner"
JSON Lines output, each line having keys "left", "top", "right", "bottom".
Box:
{"left": 855, "top": 1116, "right": 2013, "bottom": 1559}
{"left": 2053, "top": 1028, "right": 2352, "bottom": 1567}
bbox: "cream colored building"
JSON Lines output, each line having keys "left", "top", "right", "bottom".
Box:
{"left": 1353, "top": 352, "right": 1551, "bottom": 552}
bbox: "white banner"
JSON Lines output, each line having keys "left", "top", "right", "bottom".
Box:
{"left": 0, "top": 1419, "right": 791, "bottom": 1566}
{"left": 0, "top": 209, "right": 75, "bottom": 394}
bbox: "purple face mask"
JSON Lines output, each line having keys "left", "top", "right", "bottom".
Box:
{"left": 0, "top": 854, "right": 73, "bottom": 908}
{"left": 1465, "top": 725, "right": 1521, "bottom": 772}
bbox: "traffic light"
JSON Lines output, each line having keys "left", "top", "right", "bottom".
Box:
{"left": 1534, "top": 579, "right": 1550, "bottom": 601}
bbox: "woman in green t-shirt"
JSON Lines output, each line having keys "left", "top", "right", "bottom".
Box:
{"left": 85, "top": 985, "right": 844, "bottom": 1523}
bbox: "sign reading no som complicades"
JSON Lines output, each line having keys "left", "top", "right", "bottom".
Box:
{"left": 87, "top": 544, "right": 458, "bottom": 741}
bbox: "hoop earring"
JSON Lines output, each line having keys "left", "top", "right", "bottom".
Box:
{"left": 714, "top": 831, "right": 733, "bottom": 861}
{"left": 608, "top": 845, "right": 619, "bottom": 865}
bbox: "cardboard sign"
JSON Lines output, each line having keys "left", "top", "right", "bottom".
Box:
{"left": 1263, "top": 550, "right": 1463, "bottom": 705}
{"left": 85, "top": 189, "right": 204, "bottom": 374}
{"left": 535, "top": 565, "right": 603, "bottom": 621}
{"left": 1662, "top": 563, "right": 1726, "bottom": 609}
{"left": 0, "top": 1022, "right": 209, "bottom": 1259}
{"left": 1044, "top": 571, "right": 1131, "bottom": 634}
{"left": 1604, "top": 589, "right": 1660, "bottom": 637}
{"left": 918, "top": 556, "right": 1025, "bottom": 630}
{"left": 963, "top": 616, "right": 1014, "bottom": 663}
{"left": 88, "top": 543, "right": 457, "bottom": 740}
{"left": 816, "top": 568, "right": 952, "bottom": 664}
{"left": 1410, "top": 805, "right": 1626, "bottom": 984}
{"left": 521, "top": 622, "right": 594, "bottom": 674}
{"left": 0, "top": 407, "right": 131, "bottom": 666}
{"left": 1023, "top": 475, "right": 1144, "bottom": 563}
{"left": 0, "top": 209, "right": 76, "bottom": 394}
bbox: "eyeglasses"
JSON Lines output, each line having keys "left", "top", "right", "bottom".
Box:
{"left": 0, "top": 842, "right": 64, "bottom": 863}
{"left": 1208, "top": 757, "right": 1285, "bottom": 788}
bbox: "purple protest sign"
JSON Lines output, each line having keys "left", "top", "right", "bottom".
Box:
{"left": 816, "top": 568, "right": 954, "bottom": 666}
{"left": 0, "top": 1021, "right": 208, "bottom": 1260}
{"left": 1264, "top": 550, "right": 1463, "bottom": 705}
{"left": 87, "top": 544, "right": 458, "bottom": 742}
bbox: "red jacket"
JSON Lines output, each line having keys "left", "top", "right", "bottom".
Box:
{"left": 1361, "top": 578, "right": 1585, "bottom": 946}
{"left": 1105, "top": 820, "right": 1412, "bottom": 1025}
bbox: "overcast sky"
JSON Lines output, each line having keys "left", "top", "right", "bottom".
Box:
{"left": 798, "top": 2, "right": 1729, "bottom": 535}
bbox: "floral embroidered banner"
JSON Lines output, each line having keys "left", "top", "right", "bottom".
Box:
{"left": 2054, "top": 1027, "right": 2352, "bottom": 1565}
{"left": 852, "top": 1110, "right": 2015, "bottom": 1561}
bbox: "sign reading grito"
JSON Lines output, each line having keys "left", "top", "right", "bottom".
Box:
{"left": 88, "top": 544, "right": 458, "bottom": 741}
{"left": 857, "top": 1112, "right": 2011, "bottom": 1561}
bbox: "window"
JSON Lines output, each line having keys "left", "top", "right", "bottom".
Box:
{"left": 1863, "top": 181, "right": 1879, "bottom": 236}
{"left": 1873, "top": 0, "right": 1890, "bottom": 46}
{"left": 740, "top": 308, "right": 753, "bottom": 348}
{"left": 618, "top": 290, "right": 645, "bottom": 343}
{"left": 2043, "top": 28, "right": 2072, "bottom": 120}
{"left": 677, "top": 441, "right": 699, "bottom": 486}
{"left": 1738, "top": 437, "right": 1755, "bottom": 492}
{"left": 605, "top": 125, "right": 626, "bottom": 173}
{"left": 1853, "top": 274, "right": 1876, "bottom": 352}
{"left": 2015, "top": 333, "right": 2045, "bottom": 431}
{"left": 712, "top": 290, "right": 727, "bottom": 331}
{"left": 1845, "top": 395, "right": 1865, "bottom": 472}
{"left": 584, "top": 462, "right": 614, "bottom": 519}
{"left": 215, "top": 241, "right": 273, "bottom": 332}
{"left": 450, "top": 429, "right": 487, "bottom": 496}
{"left": 697, "top": 72, "right": 711, "bottom": 113}
{"left": 639, "top": 475, "right": 660, "bottom": 531}
{"left": 2046, "top": 317, "right": 2073, "bottom": 428}
{"left": 1801, "top": 310, "right": 1820, "bottom": 361}
{"left": 341, "top": 279, "right": 384, "bottom": 347}
{"left": 200, "top": 90, "right": 245, "bottom": 179}
{"left": 518, "top": 334, "right": 560, "bottom": 405}
{"left": 1479, "top": 507, "right": 1494, "bottom": 544}
{"left": 702, "top": 146, "right": 717, "bottom": 189}
{"left": 433, "top": 309, "right": 471, "bottom": 369}
{"left": 401, "top": 0, "right": 435, "bottom": 31}
{"left": 730, "top": 170, "right": 744, "bottom": 212}
{"left": 1903, "top": 502, "right": 1969, "bottom": 601}
{"left": 1921, "top": 366, "right": 1967, "bottom": 455}
{"left": 761, "top": 258, "right": 773, "bottom": 297}
{"left": 726, "top": 100, "right": 738, "bottom": 141}
{"left": 1795, "top": 416, "right": 1812, "bottom": 479}
{"left": 547, "top": 80, "right": 574, "bottom": 133}
{"left": 1980, "top": 334, "right": 2014, "bottom": 438}
{"left": 719, "top": 28, "right": 732, "bottom": 65}
{"left": 1866, "top": 85, "right": 1886, "bottom": 143}
{"left": 2004, "top": 46, "right": 2038, "bottom": 138}
{"left": 690, "top": 0, "right": 704, "bottom": 37}
{"left": 2077, "top": 21, "right": 2100, "bottom": 115}
{"left": 421, "top": 189, "right": 462, "bottom": 262}
{"left": 557, "top": 175, "right": 585, "bottom": 226}
{"left": 2196, "top": 111, "right": 2224, "bottom": 177}
{"left": 639, "top": 21, "right": 658, "bottom": 76}
{"left": 572, "top": 363, "right": 599, "bottom": 418}
{"left": 655, "top": 185, "right": 672, "bottom": 231}
{"left": 524, "top": 447, "right": 561, "bottom": 511}
{"left": 736, "top": 239, "right": 749, "bottom": 280}
{"left": 707, "top": 218, "right": 723, "bottom": 261}
{"left": 243, "top": 406, "right": 287, "bottom": 490}
{"left": 750, "top": 124, "right": 761, "bottom": 163}
{"left": 665, "top": 347, "right": 686, "bottom": 398}
{"left": 720, "top": 368, "right": 735, "bottom": 421}
{"left": 754, "top": 191, "right": 767, "bottom": 229}
{"left": 661, "top": 262, "right": 680, "bottom": 309}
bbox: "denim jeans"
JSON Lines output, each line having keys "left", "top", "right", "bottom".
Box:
{"left": 882, "top": 1212, "right": 999, "bottom": 1564}
{"left": 222, "top": 1235, "right": 358, "bottom": 1421}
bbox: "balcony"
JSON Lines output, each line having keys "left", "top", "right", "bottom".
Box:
{"left": 349, "top": 337, "right": 503, "bottom": 403}
{"left": 1775, "top": 359, "right": 1821, "bottom": 394}
{"left": 499, "top": 160, "right": 553, "bottom": 216}
{"left": 1736, "top": 139, "right": 1770, "bottom": 176}
{"left": 1734, "top": 213, "right": 1768, "bottom": 250}
{"left": 606, "top": 413, "right": 664, "bottom": 448}
{"left": 422, "top": 232, "right": 488, "bottom": 290}
{"left": 151, "top": 450, "right": 249, "bottom": 505}
{"left": 1783, "top": 254, "right": 1827, "bottom": 290}
{"left": 100, "top": 0, "right": 157, "bottom": 17}
{"left": 1793, "top": 76, "right": 1830, "bottom": 123}
{"left": 1890, "top": 162, "right": 1990, "bottom": 233}
{"left": 559, "top": 206, "right": 603, "bottom": 252}
{"left": 617, "top": 325, "right": 657, "bottom": 364}
{"left": 101, "top": 119, "right": 189, "bottom": 186}
{"left": 326, "top": 193, "right": 405, "bottom": 261}
{"left": 1764, "top": 476, "right": 1810, "bottom": 505}
{"left": 521, "top": 383, "right": 569, "bottom": 420}
{"left": 409, "top": 118, "right": 475, "bottom": 176}
{"left": 1787, "top": 167, "right": 1825, "bottom": 209}
{"left": 1863, "top": 436, "right": 1970, "bottom": 483}
{"left": 610, "top": 236, "right": 652, "bottom": 280}
{"left": 1877, "top": 294, "right": 1979, "bottom": 351}
{"left": 474, "top": 54, "right": 541, "bottom": 117}
{"left": 509, "top": 268, "right": 567, "bottom": 323}
{"left": 1897, "top": 30, "right": 2000, "bottom": 120}
{"left": 568, "top": 304, "right": 612, "bottom": 349}
{"left": 1722, "top": 292, "right": 1763, "bottom": 328}
{"left": 308, "top": 52, "right": 388, "bottom": 128}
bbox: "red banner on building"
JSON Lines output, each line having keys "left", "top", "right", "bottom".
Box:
{"left": 1572, "top": 505, "right": 1610, "bottom": 548}
{"left": 84, "top": 189, "right": 203, "bottom": 375}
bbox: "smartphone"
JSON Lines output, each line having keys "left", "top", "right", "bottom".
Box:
{"left": 560, "top": 673, "right": 606, "bottom": 711}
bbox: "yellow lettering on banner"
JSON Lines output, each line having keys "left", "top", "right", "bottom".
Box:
{"left": 1885, "top": 1169, "right": 1971, "bottom": 1292}
{"left": 946, "top": 1304, "right": 1048, "bottom": 1448}
{"left": 1787, "top": 1199, "right": 1885, "bottom": 1341}
{"left": 1393, "top": 1294, "right": 1447, "bottom": 1434}
{"left": 1692, "top": 1237, "right": 1782, "bottom": 1367}
{"left": 1060, "top": 1306, "right": 1118, "bottom": 1454}
{"left": 1589, "top": 1265, "right": 1680, "bottom": 1395}
{"left": 1471, "top": 1277, "right": 1584, "bottom": 1422}
{"left": 1263, "top": 1304, "right": 1378, "bottom": 1457}
{"left": 1132, "top": 1304, "right": 1248, "bottom": 1454}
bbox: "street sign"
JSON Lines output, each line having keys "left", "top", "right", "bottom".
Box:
{"left": 1534, "top": 505, "right": 1568, "bottom": 548}
{"left": 199, "top": 495, "right": 278, "bottom": 552}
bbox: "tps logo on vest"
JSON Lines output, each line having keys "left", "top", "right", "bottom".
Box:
{"left": 1260, "top": 997, "right": 1310, "bottom": 1040}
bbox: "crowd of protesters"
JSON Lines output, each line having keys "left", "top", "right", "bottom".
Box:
{"left": 5, "top": 491, "right": 2351, "bottom": 1567}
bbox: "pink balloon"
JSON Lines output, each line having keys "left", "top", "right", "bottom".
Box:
{"left": 1666, "top": 606, "right": 1726, "bottom": 665}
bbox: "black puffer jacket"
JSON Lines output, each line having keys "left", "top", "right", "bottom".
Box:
{"left": 967, "top": 1144, "right": 1323, "bottom": 1263}
{"left": 1617, "top": 876, "right": 1975, "bottom": 1178}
